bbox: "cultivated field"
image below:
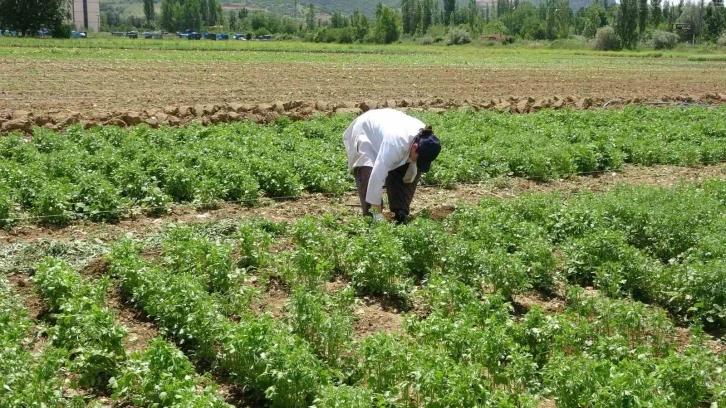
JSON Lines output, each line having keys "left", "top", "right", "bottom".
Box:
{"left": 1, "top": 39, "right": 726, "bottom": 117}
{"left": 1, "top": 39, "right": 726, "bottom": 407}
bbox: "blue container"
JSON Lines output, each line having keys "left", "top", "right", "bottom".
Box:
{"left": 217, "top": 33, "right": 229, "bottom": 40}
{"left": 71, "top": 31, "right": 80, "bottom": 39}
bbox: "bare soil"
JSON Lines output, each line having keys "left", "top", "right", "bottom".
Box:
{"left": 1, "top": 58, "right": 724, "bottom": 116}
{"left": 105, "top": 283, "right": 160, "bottom": 353}
{"left": 250, "top": 286, "right": 289, "bottom": 319}
{"left": 354, "top": 295, "right": 405, "bottom": 339}
{"left": 513, "top": 291, "right": 567, "bottom": 315}
{"left": 7, "top": 273, "right": 44, "bottom": 320}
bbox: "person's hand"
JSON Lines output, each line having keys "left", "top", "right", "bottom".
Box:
{"left": 373, "top": 213, "right": 385, "bottom": 223}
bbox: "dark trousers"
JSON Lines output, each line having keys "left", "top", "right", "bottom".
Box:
{"left": 354, "top": 164, "right": 421, "bottom": 223}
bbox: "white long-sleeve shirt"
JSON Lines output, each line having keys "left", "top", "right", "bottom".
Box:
{"left": 342, "top": 109, "right": 426, "bottom": 206}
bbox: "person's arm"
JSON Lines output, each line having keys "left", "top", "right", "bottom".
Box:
{"left": 365, "top": 137, "right": 402, "bottom": 214}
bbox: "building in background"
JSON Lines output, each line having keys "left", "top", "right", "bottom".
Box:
{"left": 70, "top": 0, "right": 100, "bottom": 32}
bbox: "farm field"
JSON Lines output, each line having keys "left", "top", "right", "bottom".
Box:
{"left": 1, "top": 102, "right": 726, "bottom": 406}
{"left": 2, "top": 178, "right": 726, "bottom": 406}
{"left": 2, "top": 37, "right": 726, "bottom": 406}
{"left": 0, "top": 38, "right": 725, "bottom": 116}
{"left": 2, "top": 106, "right": 726, "bottom": 227}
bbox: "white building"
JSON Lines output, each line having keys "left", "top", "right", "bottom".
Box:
{"left": 70, "top": 0, "right": 100, "bottom": 32}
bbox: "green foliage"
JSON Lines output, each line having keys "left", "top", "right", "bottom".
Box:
{"left": 313, "top": 384, "right": 375, "bottom": 408}
{"left": 615, "top": 0, "right": 639, "bottom": 49}
{"left": 111, "top": 338, "right": 231, "bottom": 407}
{"left": 94, "top": 187, "right": 726, "bottom": 406}
{"left": 32, "top": 182, "right": 75, "bottom": 225}
{"left": 162, "top": 225, "right": 239, "bottom": 293}
{"left": 373, "top": 5, "right": 401, "bottom": 44}
{"left": 652, "top": 29, "right": 679, "bottom": 49}
{"left": 74, "top": 174, "right": 124, "bottom": 222}
{"left": 107, "top": 238, "right": 329, "bottom": 407}
{"left": 719, "top": 31, "right": 726, "bottom": 47}
{"left": 236, "top": 220, "right": 273, "bottom": 269}
{"left": 0, "top": 278, "right": 79, "bottom": 406}
{"left": 286, "top": 286, "right": 355, "bottom": 369}
{"left": 398, "top": 218, "right": 445, "bottom": 280}
{"left": 0, "top": 0, "right": 68, "bottom": 36}
{"left": 4, "top": 107, "right": 726, "bottom": 225}
{"left": 594, "top": 25, "right": 622, "bottom": 50}
{"left": 0, "top": 188, "right": 15, "bottom": 229}
{"left": 51, "top": 23, "right": 73, "bottom": 39}
{"left": 342, "top": 223, "right": 412, "bottom": 298}
{"left": 445, "top": 26, "right": 472, "bottom": 45}
{"left": 34, "top": 258, "right": 127, "bottom": 388}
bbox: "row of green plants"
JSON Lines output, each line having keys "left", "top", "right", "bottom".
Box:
{"left": 2, "top": 105, "right": 726, "bottom": 226}
{"left": 145, "top": 177, "right": 726, "bottom": 329}
{"left": 29, "top": 257, "right": 231, "bottom": 406}
{"left": 101, "top": 180, "right": 726, "bottom": 406}
{"left": 0, "top": 276, "right": 85, "bottom": 406}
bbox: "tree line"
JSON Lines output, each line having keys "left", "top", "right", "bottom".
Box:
{"left": 1, "top": 0, "right": 724, "bottom": 47}
{"left": 135, "top": 0, "right": 726, "bottom": 47}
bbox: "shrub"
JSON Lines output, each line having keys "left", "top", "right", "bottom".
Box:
{"left": 652, "top": 30, "right": 679, "bottom": 50}
{"left": 718, "top": 32, "right": 726, "bottom": 47}
{"left": 418, "top": 35, "right": 434, "bottom": 45}
{"left": 32, "top": 182, "right": 75, "bottom": 225}
{"left": 51, "top": 23, "right": 73, "bottom": 39}
{"left": 594, "top": 26, "right": 622, "bottom": 51}
{"left": 445, "top": 27, "right": 471, "bottom": 46}
{"left": 74, "top": 174, "right": 124, "bottom": 222}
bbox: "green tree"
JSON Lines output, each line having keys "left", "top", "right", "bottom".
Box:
{"left": 556, "top": 0, "right": 571, "bottom": 38}
{"left": 200, "top": 0, "right": 209, "bottom": 26}
{"left": 374, "top": 4, "right": 401, "bottom": 43}
{"left": 306, "top": 3, "right": 316, "bottom": 30}
{"left": 351, "top": 10, "right": 370, "bottom": 41}
{"left": 183, "top": 0, "right": 202, "bottom": 30}
{"left": 420, "top": 0, "right": 434, "bottom": 33}
{"left": 144, "top": 0, "right": 156, "bottom": 24}
{"left": 331, "top": 11, "right": 348, "bottom": 28}
{"left": 638, "top": 0, "right": 648, "bottom": 35}
{"left": 544, "top": 0, "right": 557, "bottom": 39}
{"left": 160, "top": 0, "right": 180, "bottom": 31}
{"left": 0, "top": 0, "right": 69, "bottom": 36}
{"left": 651, "top": 0, "right": 662, "bottom": 28}
{"left": 468, "top": 0, "right": 479, "bottom": 32}
{"left": 583, "top": 3, "right": 606, "bottom": 38}
{"left": 402, "top": 0, "right": 418, "bottom": 34}
{"left": 703, "top": 4, "right": 726, "bottom": 42}
{"left": 228, "top": 10, "right": 237, "bottom": 30}
{"left": 444, "top": 0, "right": 456, "bottom": 24}
{"left": 615, "top": 0, "right": 638, "bottom": 48}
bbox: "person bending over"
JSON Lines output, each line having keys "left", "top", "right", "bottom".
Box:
{"left": 343, "top": 108, "right": 441, "bottom": 223}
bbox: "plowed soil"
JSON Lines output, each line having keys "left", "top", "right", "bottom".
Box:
{"left": 1, "top": 53, "right": 724, "bottom": 115}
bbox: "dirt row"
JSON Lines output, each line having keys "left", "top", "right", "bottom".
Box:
{"left": 2, "top": 92, "right": 726, "bottom": 135}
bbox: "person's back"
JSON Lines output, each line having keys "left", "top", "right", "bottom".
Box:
{"left": 343, "top": 109, "right": 425, "bottom": 172}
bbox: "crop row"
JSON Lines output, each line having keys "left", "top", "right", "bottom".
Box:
{"left": 0, "top": 258, "right": 231, "bottom": 407}
{"left": 2, "top": 105, "right": 726, "bottom": 226}
{"left": 0, "top": 276, "right": 84, "bottom": 406}
{"left": 100, "top": 180, "right": 726, "bottom": 406}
